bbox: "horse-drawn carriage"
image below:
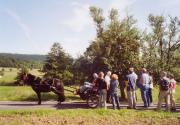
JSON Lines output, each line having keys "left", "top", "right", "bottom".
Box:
{"left": 22, "top": 73, "right": 99, "bottom": 108}
{"left": 73, "top": 82, "right": 99, "bottom": 108}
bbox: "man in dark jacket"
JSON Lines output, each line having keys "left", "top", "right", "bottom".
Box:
{"left": 96, "top": 72, "right": 108, "bottom": 109}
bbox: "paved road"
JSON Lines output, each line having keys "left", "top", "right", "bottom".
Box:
{"left": 0, "top": 101, "right": 179, "bottom": 112}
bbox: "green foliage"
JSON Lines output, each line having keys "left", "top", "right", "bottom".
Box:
{"left": 16, "top": 67, "right": 29, "bottom": 85}
{"left": 62, "top": 70, "right": 74, "bottom": 84}
{"left": 9, "top": 68, "right": 12, "bottom": 72}
{"left": 43, "top": 42, "right": 74, "bottom": 85}
{"left": 81, "top": 7, "right": 141, "bottom": 80}
{"left": 0, "top": 71, "right": 4, "bottom": 76}
{"left": 0, "top": 53, "right": 44, "bottom": 69}
{"left": 72, "top": 56, "right": 92, "bottom": 84}
{"left": 1, "top": 68, "right": 5, "bottom": 72}
{"left": 141, "top": 14, "right": 180, "bottom": 82}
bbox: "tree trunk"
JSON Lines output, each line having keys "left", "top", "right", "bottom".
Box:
{"left": 119, "top": 80, "right": 126, "bottom": 100}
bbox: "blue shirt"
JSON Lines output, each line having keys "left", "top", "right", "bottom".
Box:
{"left": 127, "top": 72, "right": 138, "bottom": 89}
{"left": 110, "top": 80, "right": 119, "bottom": 94}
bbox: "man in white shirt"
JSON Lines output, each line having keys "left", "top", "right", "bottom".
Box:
{"left": 139, "top": 68, "right": 150, "bottom": 108}
{"left": 105, "top": 71, "right": 111, "bottom": 103}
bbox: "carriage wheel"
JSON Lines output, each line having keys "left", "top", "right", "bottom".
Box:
{"left": 87, "top": 95, "right": 99, "bottom": 108}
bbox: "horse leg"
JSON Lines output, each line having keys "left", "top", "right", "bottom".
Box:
{"left": 36, "top": 92, "right": 41, "bottom": 105}
{"left": 51, "top": 88, "right": 64, "bottom": 104}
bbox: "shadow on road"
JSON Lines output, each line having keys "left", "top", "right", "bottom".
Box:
{"left": 0, "top": 101, "right": 179, "bottom": 112}
{"left": 54, "top": 102, "right": 89, "bottom": 109}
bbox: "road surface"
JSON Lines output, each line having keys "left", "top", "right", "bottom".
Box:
{"left": 0, "top": 101, "right": 179, "bottom": 112}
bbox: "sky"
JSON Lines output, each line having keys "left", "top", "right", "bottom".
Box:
{"left": 0, "top": 0, "right": 180, "bottom": 57}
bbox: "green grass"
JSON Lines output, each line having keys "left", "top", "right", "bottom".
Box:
{"left": 0, "top": 86, "right": 80, "bottom": 101}
{"left": 0, "top": 68, "right": 17, "bottom": 85}
{"left": 0, "top": 67, "right": 43, "bottom": 85}
{"left": 0, "top": 85, "right": 179, "bottom": 103}
{"left": 135, "top": 85, "right": 180, "bottom": 103}
{"left": 0, "top": 109, "right": 179, "bottom": 125}
{"left": 0, "top": 67, "right": 179, "bottom": 103}
{"left": 0, "top": 67, "right": 179, "bottom": 124}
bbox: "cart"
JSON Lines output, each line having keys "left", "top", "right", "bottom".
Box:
{"left": 65, "top": 82, "right": 99, "bottom": 108}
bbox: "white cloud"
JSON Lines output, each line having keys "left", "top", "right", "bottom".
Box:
{"left": 61, "top": 2, "right": 92, "bottom": 32}
{"left": 6, "top": 9, "right": 31, "bottom": 40}
{"left": 61, "top": 37, "right": 87, "bottom": 57}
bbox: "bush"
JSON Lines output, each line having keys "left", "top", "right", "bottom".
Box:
{"left": 171, "top": 67, "right": 180, "bottom": 82}
{"left": 1, "top": 68, "right": 5, "bottom": 72}
{"left": 0, "top": 71, "right": 4, "bottom": 76}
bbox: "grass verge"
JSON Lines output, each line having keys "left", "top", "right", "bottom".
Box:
{"left": 0, "top": 109, "right": 179, "bottom": 125}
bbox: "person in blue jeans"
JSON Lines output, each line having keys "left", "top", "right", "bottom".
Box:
{"left": 139, "top": 68, "right": 150, "bottom": 108}
{"left": 110, "top": 74, "right": 120, "bottom": 110}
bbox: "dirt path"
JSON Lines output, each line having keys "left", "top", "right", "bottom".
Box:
{"left": 0, "top": 101, "right": 179, "bottom": 112}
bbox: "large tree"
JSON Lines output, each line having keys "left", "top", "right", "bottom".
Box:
{"left": 141, "top": 15, "right": 180, "bottom": 81}
{"left": 43, "top": 42, "right": 73, "bottom": 84}
{"left": 82, "top": 7, "right": 142, "bottom": 99}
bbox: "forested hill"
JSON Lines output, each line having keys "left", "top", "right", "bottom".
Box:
{"left": 0, "top": 53, "right": 46, "bottom": 62}
{"left": 0, "top": 53, "right": 46, "bottom": 68}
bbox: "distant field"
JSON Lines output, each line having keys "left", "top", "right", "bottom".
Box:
{"left": 0, "top": 109, "right": 179, "bottom": 125}
{"left": 0, "top": 67, "right": 43, "bottom": 85}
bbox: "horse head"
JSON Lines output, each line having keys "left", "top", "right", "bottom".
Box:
{"left": 22, "top": 73, "right": 36, "bottom": 85}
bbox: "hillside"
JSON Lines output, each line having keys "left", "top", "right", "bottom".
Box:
{"left": 0, "top": 53, "right": 46, "bottom": 62}
{"left": 0, "top": 53, "right": 46, "bottom": 68}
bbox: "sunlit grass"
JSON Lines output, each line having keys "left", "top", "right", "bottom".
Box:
{"left": 0, "top": 86, "right": 80, "bottom": 101}
{"left": 0, "top": 67, "right": 43, "bottom": 85}
{"left": 0, "top": 109, "right": 179, "bottom": 125}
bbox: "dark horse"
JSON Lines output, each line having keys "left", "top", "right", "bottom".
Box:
{"left": 22, "top": 73, "right": 65, "bottom": 105}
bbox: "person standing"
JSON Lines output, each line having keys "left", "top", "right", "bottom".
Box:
{"left": 110, "top": 74, "right": 120, "bottom": 110}
{"left": 139, "top": 68, "right": 150, "bottom": 108}
{"left": 126, "top": 67, "right": 138, "bottom": 109}
{"left": 169, "top": 74, "right": 177, "bottom": 111}
{"left": 92, "top": 73, "right": 98, "bottom": 87}
{"left": 105, "top": 71, "right": 111, "bottom": 103}
{"left": 157, "top": 71, "right": 170, "bottom": 111}
{"left": 96, "top": 72, "right": 108, "bottom": 109}
{"left": 148, "top": 72, "right": 154, "bottom": 105}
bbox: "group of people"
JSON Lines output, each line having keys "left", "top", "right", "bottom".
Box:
{"left": 92, "top": 71, "right": 120, "bottom": 109}
{"left": 92, "top": 67, "right": 177, "bottom": 111}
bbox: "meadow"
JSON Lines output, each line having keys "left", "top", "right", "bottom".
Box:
{"left": 0, "top": 67, "right": 179, "bottom": 103}
{"left": 0, "top": 67, "right": 43, "bottom": 86}
{"left": 0, "top": 67, "right": 179, "bottom": 125}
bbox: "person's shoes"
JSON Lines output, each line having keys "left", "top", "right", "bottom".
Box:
{"left": 155, "top": 108, "right": 161, "bottom": 111}
{"left": 107, "top": 101, "right": 110, "bottom": 103}
{"left": 127, "top": 106, "right": 132, "bottom": 109}
{"left": 171, "top": 108, "right": 176, "bottom": 112}
{"left": 133, "top": 106, "right": 137, "bottom": 109}
{"left": 143, "top": 106, "right": 149, "bottom": 109}
{"left": 117, "top": 107, "right": 121, "bottom": 110}
{"left": 150, "top": 103, "right": 153, "bottom": 106}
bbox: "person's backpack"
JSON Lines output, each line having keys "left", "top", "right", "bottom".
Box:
{"left": 160, "top": 78, "right": 169, "bottom": 91}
